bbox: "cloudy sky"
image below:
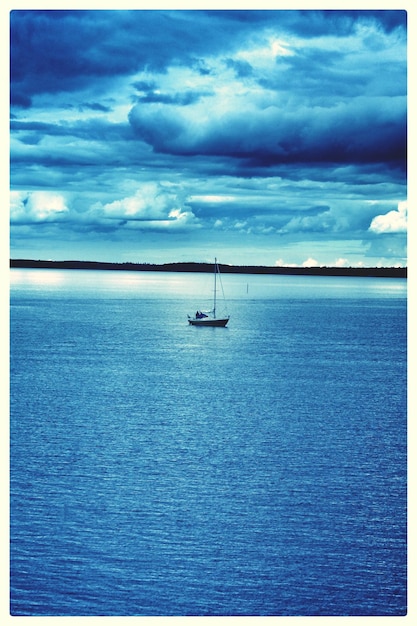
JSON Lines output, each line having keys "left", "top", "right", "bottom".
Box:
{"left": 10, "top": 7, "right": 407, "bottom": 267}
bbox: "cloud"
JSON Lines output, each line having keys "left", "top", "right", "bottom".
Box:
{"left": 11, "top": 191, "right": 69, "bottom": 223}
{"left": 364, "top": 233, "right": 407, "bottom": 265}
{"left": 129, "top": 91, "right": 406, "bottom": 168}
{"left": 335, "top": 257, "right": 349, "bottom": 267}
{"left": 275, "top": 259, "right": 298, "bottom": 268}
{"left": 225, "top": 58, "right": 254, "bottom": 78}
{"left": 11, "top": 183, "right": 200, "bottom": 236}
{"left": 9, "top": 10, "right": 407, "bottom": 266}
{"left": 279, "top": 206, "right": 333, "bottom": 234}
{"left": 369, "top": 201, "right": 407, "bottom": 233}
{"left": 10, "top": 10, "right": 284, "bottom": 105}
{"left": 302, "top": 257, "right": 320, "bottom": 267}
{"left": 134, "top": 89, "right": 207, "bottom": 106}
{"left": 97, "top": 184, "right": 199, "bottom": 231}
{"left": 99, "top": 183, "right": 184, "bottom": 221}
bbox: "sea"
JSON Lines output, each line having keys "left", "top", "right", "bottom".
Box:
{"left": 9, "top": 268, "right": 407, "bottom": 616}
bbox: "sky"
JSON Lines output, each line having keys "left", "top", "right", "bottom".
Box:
{"left": 9, "top": 7, "right": 408, "bottom": 267}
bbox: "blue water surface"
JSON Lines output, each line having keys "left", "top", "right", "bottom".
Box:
{"left": 10, "top": 270, "right": 407, "bottom": 616}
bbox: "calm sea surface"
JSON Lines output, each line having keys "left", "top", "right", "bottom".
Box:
{"left": 10, "top": 269, "right": 407, "bottom": 616}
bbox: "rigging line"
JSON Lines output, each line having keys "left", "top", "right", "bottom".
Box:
{"left": 217, "top": 270, "right": 228, "bottom": 314}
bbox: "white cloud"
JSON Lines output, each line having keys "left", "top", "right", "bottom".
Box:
{"left": 88, "top": 184, "right": 200, "bottom": 233}
{"left": 275, "top": 259, "right": 298, "bottom": 267}
{"left": 302, "top": 257, "right": 320, "bottom": 267}
{"left": 188, "top": 195, "right": 235, "bottom": 203}
{"left": 369, "top": 201, "right": 407, "bottom": 234}
{"left": 335, "top": 257, "right": 349, "bottom": 267}
{"left": 100, "top": 183, "right": 191, "bottom": 223}
{"left": 10, "top": 191, "right": 69, "bottom": 223}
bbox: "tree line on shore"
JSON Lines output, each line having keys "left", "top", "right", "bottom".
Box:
{"left": 10, "top": 258, "right": 407, "bottom": 278}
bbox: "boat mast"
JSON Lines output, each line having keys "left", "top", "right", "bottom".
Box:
{"left": 213, "top": 257, "right": 217, "bottom": 318}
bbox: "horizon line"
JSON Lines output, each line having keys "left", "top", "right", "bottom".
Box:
{"left": 9, "top": 259, "right": 407, "bottom": 278}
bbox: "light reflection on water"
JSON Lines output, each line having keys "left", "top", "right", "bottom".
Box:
{"left": 10, "top": 268, "right": 407, "bottom": 300}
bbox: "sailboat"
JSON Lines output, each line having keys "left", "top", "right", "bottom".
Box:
{"left": 188, "top": 258, "right": 230, "bottom": 327}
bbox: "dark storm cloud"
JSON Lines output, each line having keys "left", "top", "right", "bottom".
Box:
{"left": 10, "top": 9, "right": 254, "bottom": 105}
{"left": 290, "top": 9, "right": 406, "bottom": 37}
{"left": 225, "top": 58, "right": 254, "bottom": 78}
{"left": 128, "top": 95, "right": 406, "bottom": 167}
{"left": 135, "top": 90, "right": 208, "bottom": 106}
{"left": 11, "top": 10, "right": 405, "bottom": 103}
{"left": 124, "top": 12, "right": 406, "bottom": 174}
{"left": 80, "top": 102, "right": 113, "bottom": 113}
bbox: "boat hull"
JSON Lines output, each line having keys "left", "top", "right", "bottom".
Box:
{"left": 188, "top": 317, "right": 229, "bottom": 327}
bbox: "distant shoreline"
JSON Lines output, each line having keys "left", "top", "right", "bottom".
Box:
{"left": 10, "top": 259, "right": 407, "bottom": 278}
